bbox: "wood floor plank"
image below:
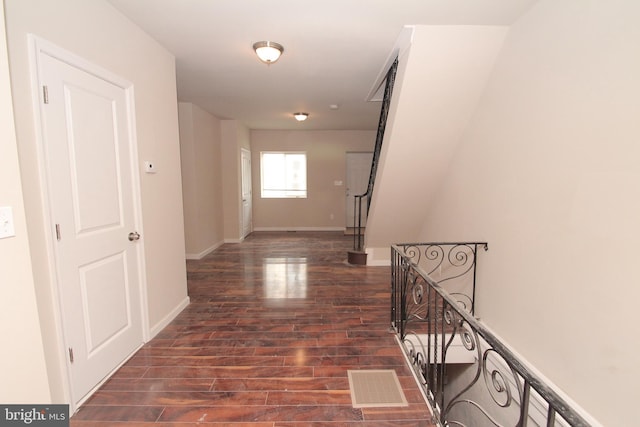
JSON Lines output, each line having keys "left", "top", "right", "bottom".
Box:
{"left": 158, "top": 405, "right": 364, "bottom": 423}
{"left": 70, "top": 232, "right": 434, "bottom": 426}
{"left": 100, "top": 378, "right": 214, "bottom": 392}
{"left": 86, "top": 390, "right": 269, "bottom": 406}
{"left": 211, "top": 377, "right": 349, "bottom": 392}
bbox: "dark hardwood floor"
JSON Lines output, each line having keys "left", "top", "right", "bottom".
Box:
{"left": 71, "top": 231, "right": 435, "bottom": 426}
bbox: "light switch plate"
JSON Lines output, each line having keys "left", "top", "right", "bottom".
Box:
{"left": 0, "top": 206, "right": 16, "bottom": 239}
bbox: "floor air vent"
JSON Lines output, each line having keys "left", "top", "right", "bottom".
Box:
{"left": 347, "top": 369, "right": 409, "bottom": 408}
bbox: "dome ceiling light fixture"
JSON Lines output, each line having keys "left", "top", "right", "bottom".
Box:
{"left": 293, "top": 112, "right": 309, "bottom": 122}
{"left": 253, "top": 41, "right": 284, "bottom": 64}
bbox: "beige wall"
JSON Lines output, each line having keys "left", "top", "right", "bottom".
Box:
{"left": 179, "top": 102, "right": 224, "bottom": 258}
{"left": 250, "top": 130, "right": 375, "bottom": 230}
{"left": 5, "top": 0, "right": 188, "bottom": 403}
{"left": 365, "top": 25, "right": 508, "bottom": 263}
{"left": 0, "top": 0, "right": 51, "bottom": 402}
{"left": 221, "top": 120, "right": 251, "bottom": 241}
{"left": 414, "top": 0, "right": 639, "bottom": 424}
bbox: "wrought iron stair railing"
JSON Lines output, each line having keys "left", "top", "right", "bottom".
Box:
{"left": 352, "top": 57, "right": 398, "bottom": 252}
{"left": 391, "top": 243, "right": 591, "bottom": 427}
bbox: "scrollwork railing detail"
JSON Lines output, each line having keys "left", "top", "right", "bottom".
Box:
{"left": 391, "top": 243, "right": 590, "bottom": 427}
{"left": 397, "top": 242, "right": 487, "bottom": 315}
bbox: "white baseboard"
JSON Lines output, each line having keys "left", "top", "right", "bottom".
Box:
{"left": 253, "top": 226, "right": 345, "bottom": 232}
{"left": 148, "top": 296, "right": 190, "bottom": 339}
{"left": 224, "top": 237, "right": 243, "bottom": 244}
{"left": 366, "top": 258, "right": 391, "bottom": 266}
{"left": 365, "top": 246, "right": 391, "bottom": 266}
{"left": 185, "top": 241, "right": 224, "bottom": 260}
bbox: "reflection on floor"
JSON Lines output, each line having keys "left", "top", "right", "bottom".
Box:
{"left": 263, "top": 257, "right": 308, "bottom": 299}
{"left": 71, "top": 231, "right": 435, "bottom": 426}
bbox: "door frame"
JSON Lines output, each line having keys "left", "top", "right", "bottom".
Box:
{"left": 28, "top": 35, "right": 150, "bottom": 411}
{"left": 241, "top": 148, "right": 252, "bottom": 239}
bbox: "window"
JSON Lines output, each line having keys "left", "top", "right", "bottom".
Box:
{"left": 260, "top": 152, "right": 307, "bottom": 198}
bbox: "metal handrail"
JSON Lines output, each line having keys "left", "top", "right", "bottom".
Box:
{"left": 391, "top": 244, "right": 591, "bottom": 427}
{"left": 352, "top": 193, "right": 367, "bottom": 251}
{"left": 351, "top": 57, "right": 398, "bottom": 251}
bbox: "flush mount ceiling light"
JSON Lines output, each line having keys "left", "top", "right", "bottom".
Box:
{"left": 293, "top": 112, "right": 309, "bottom": 121}
{"left": 253, "top": 41, "right": 284, "bottom": 64}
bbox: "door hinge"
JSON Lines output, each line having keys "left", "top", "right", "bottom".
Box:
{"left": 43, "top": 85, "right": 49, "bottom": 104}
{"left": 55, "top": 223, "right": 61, "bottom": 241}
{"left": 68, "top": 348, "right": 74, "bottom": 363}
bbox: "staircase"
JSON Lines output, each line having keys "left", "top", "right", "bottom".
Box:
{"left": 348, "top": 57, "right": 398, "bottom": 265}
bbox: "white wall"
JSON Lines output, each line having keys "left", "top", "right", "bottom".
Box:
{"left": 417, "top": 0, "right": 640, "bottom": 424}
{"left": 0, "top": 0, "right": 51, "bottom": 402}
{"left": 365, "top": 25, "right": 508, "bottom": 263}
{"left": 179, "top": 102, "right": 224, "bottom": 258}
{"left": 5, "top": 0, "right": 188, "bottom": 402}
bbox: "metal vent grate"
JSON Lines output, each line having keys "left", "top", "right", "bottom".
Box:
{"left": 347, "top": 369, "right": 408, "bottom": 408}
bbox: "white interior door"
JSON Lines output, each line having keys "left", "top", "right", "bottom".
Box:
{"left": 39, "top": 51, "right": 143, "bottom": 404}
{"left": 346, "top": 152, "right": 373, "bottom": 228}
{"left": 241, "top": 148, "right": 252, "bottom": 238}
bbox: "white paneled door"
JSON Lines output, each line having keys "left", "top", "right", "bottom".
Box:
{"left": 38, "top": 51, "right": 143, "bottom": 405}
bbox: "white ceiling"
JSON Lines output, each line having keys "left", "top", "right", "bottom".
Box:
{"left": 108, "top": 0, "right": 538, "bottom": 130}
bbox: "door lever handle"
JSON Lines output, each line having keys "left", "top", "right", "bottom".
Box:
{"left": 128, "top": 231, "right": 141, "bottom": 242}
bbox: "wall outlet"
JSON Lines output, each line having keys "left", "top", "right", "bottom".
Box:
{"left": 0, "top": 206, "right": 16, "bottom": 239}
